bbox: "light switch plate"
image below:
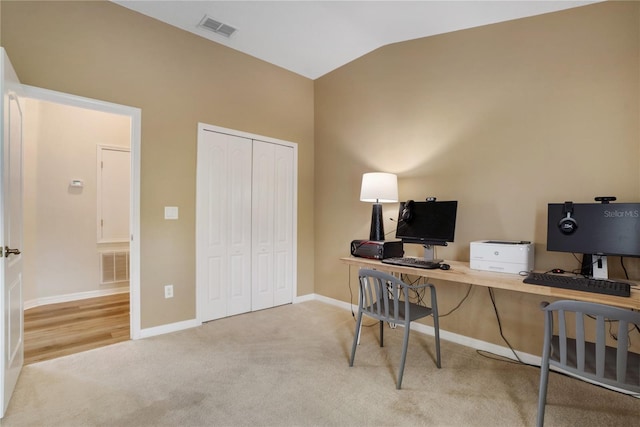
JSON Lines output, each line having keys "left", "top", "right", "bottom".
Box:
{"left": 164, "top": 206, "right": 179, "bottom": 220}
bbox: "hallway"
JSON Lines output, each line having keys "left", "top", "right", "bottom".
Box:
{"left": 24, "top": 293, "right": 130, "bottom": 364}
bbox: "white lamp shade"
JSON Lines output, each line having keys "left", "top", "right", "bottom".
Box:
{"left": 360, "top": 172, "right": 398, "bottom": 203}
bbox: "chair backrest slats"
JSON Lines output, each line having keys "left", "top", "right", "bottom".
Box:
{"left": 595, "top": 314, "right": 605, "bottom": 378}
{"left": 575, "top": 313, "right": 585, "bottom": 372}
{"left": 616, "top": 320, "right": 629, "bottom": 383}
{"left": 558, "top": 309, "right": 567, "bottom": 365}
{"left": 391, "top": 281, "right": 400, "bottom": 323}
{"left": 358, "top": 272, "right": 403, "bottom": 323}
{"left": 378, "top": 277, "right": 388, "bottom": 319}
{"left": 357, "top": 268, "right": 432, "bottom": 327}
{"left": 362, "top": 276, "right": 374, "bottom": 313}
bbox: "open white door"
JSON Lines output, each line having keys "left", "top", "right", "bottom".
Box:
{"left": 0, "top": 48, "right": 24, "bottom": 418}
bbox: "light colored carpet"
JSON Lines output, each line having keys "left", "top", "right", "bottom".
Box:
{"left": 2, "top": 300, "right": 638, "bottom": 426}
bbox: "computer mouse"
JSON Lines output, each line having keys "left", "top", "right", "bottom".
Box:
{"left": 439, "top": 263, "right": 450, "bottom": 270}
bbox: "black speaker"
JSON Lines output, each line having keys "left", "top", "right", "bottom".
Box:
{"left": 558, "top": 201, "right": 578, "bottom": 235}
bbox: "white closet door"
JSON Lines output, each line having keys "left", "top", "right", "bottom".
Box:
{"left": 252, "top": 141, "right": 293, "bottom": 310}
{"left": 197, "top": 131, "right": 252, "bottom": 321}
{"left": 251, "top": 141, "right": 275, "bottom": 310}
{"left": 272, "top": 144, "right": 294, "bottom": 306}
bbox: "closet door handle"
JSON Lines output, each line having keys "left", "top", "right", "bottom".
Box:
{"left": 3, "top": 246, "right": 21, "bottom": 257}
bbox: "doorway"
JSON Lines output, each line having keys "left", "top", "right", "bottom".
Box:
{"left": 21, "top": 85, "right": 141, "bottom": 345}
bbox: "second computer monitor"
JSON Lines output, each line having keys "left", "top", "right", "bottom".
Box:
{"left": 547, "top": 201, "right": 640, "bottom": 278}
{"left": 395, "top": 200, "right": 458, "bottom": 247}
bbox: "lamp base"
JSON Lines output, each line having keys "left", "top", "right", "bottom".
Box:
{"left": 369, "top": 203, "right": 384, "bottom": 241}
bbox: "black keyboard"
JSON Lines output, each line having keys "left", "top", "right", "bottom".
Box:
{"left": 382, "top": 257, "right": 441, "bottom": 270}
{"left": 523, "top": 272, "right": 631, "bottom": 297}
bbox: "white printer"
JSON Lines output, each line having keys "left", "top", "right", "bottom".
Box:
{"left": 470, "top": 240, "right": 534, "bottom": 274}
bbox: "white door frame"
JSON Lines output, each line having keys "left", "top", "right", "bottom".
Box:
{"left": 22, "top": 85, "right": 142, "bottom": 339}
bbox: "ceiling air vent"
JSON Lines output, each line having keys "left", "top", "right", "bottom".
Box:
{"left": 198, "top": 15, "right": 237, "bottom": 38}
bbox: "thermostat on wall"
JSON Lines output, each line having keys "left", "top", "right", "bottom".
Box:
{"left": 69, "top": 179, "right": 83, "bottom": 188}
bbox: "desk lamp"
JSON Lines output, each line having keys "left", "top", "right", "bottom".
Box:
{"left": 360, "top": 172, "right": 398, "bottom": 241}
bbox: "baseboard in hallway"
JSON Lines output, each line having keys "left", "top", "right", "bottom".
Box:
{"left": 24, "top": 292, "right": 130, "bottom": 365}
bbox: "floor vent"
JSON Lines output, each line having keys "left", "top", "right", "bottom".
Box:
{"left": 198, "top": 15, "right": 237, "bottom": 38}
{"left": 100, "top": 251, "right": 130, "bottom": 285}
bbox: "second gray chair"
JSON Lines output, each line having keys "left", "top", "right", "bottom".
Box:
{"left": 537, "top": 300, "right": 640, "bottom": 426}
{"left": 349, "top": 268, "right": 441, "bottom": 389}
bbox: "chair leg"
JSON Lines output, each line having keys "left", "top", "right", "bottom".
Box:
{"left": 432, "top": 313, "right": 441, "bottom": 369}
{"left": 379, "top": 320, "right": 384, "bottom": 347}
{"left": 350, "top": 311, "right": 363, "bottom": 367}
{"left": 537, "top": 355, "right": 550, "bottom": 426}
{"left": 396, "top": 322, "right": 411, "bottom": 389}
{"left": 430, "top": 286, "right": 441, "bottom": 368}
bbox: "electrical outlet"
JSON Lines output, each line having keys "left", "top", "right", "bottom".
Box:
{"left": 164, "top": 284, "right": 174, "bottom": 299}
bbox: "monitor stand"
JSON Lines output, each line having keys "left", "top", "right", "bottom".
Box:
{"left": 581, "top": 254, "right": 608, "bottom": 280}
{"left": 423, "top": 244, "right": 443, "bottom": 265}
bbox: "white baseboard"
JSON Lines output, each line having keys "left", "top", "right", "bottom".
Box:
{"left": 138, "top": 294, "right": 318, "bottom": 339}
{"left": 409, "top": 321, "right": 541, "bottom": 366}
{"left": 293, "top": 293, "right": 317, "bottom": 304}
{"left": 137, "top": 318, "right": 202, "bottom": 339}
{"left": 24, "top": 287, "right": 130, "bottom": 310}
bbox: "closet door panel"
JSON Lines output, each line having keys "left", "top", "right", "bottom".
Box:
{"left": 273, "top": 145, "right": 294, "bottom": 306}
{"left": 197, "top": 131, "right": 251, "bottom": 321}
{"left": 251, "top": 141, "right": 275, "bottom": 311}
{"left": 198, "top": 136, "right": 228, "bottom": 320}
{"left": 226, "top": 140, "right": 252, "bottom": 316}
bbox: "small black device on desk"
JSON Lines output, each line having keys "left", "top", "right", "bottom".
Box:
{"left": 350, "top": 240, "right": 404, "bottom": 260}
{"left": 523, "top": 272, "right": 631, "bottom": 297}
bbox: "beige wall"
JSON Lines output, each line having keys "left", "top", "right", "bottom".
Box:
{"left": 23, "top": 98, "right": 130, "bottom": 303}
{"left": 315, "top": 1, "right": 640, "bottom": 355}
{"left": 1, "top": 1, "right": 315, "bottom": 329}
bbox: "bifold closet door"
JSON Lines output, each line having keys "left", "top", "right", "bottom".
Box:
{"left": 251, "top": 141, "right": 294, "bottom": 310}
{"left": 197, "top": 131, "right": 252, "bottom": 321}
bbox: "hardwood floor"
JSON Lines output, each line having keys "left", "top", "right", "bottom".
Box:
{"left": 24, "top": 292, "right": 130, "bottom": 365}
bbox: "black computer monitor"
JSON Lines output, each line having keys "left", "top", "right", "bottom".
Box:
{"left": 547, "top": 201, "right": 640, "bottom": 279}
{"left": 395, "top": 200, "right": 458, "bottom": 262}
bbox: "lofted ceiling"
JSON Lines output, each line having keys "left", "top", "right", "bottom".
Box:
{"left": 113, "top": 1, "right": 601, "bottom": 79}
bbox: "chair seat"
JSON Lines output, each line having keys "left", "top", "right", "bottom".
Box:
{"left": 550, "top": 336, "right": 640, "bottom": 390}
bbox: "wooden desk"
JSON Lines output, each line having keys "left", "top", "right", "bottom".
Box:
{"left": 340, "top": 257, "right": 640, "bottom": 310}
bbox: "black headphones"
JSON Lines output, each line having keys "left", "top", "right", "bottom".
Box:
{"left": 401, "top": 200, "right": 414, "bottom": 222}
{"left": 558, "top": 201, "right": 578, "bottom": 235}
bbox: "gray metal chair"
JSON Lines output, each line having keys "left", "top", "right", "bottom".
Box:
{"left": 537, "top": 300, "right": 640, "bottom": 426}
{"left": 349, "top": 268, "right": 441, "bottom": 389}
